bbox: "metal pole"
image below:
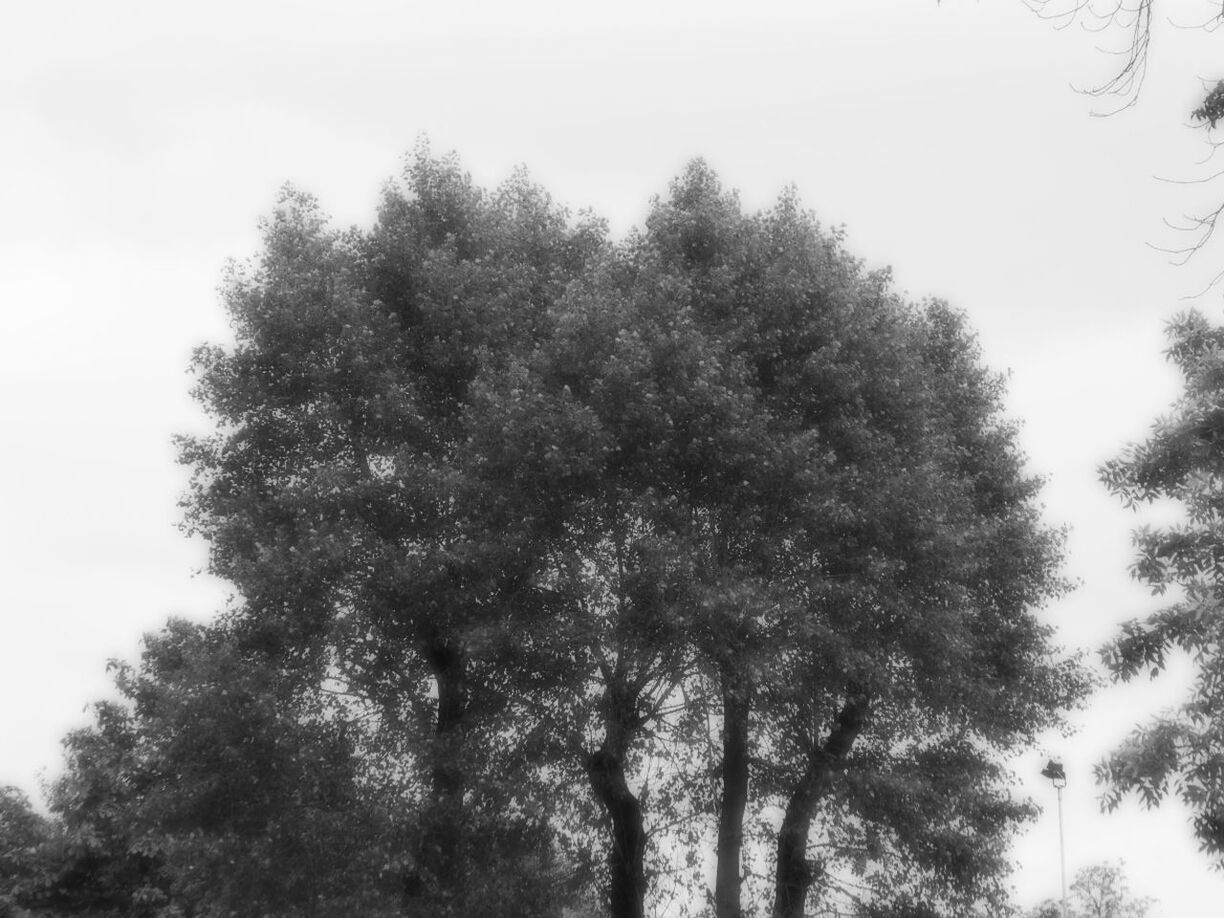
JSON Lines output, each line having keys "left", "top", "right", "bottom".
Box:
{"left": 1057, "top": 783, "right": 1067, "bottom": 918}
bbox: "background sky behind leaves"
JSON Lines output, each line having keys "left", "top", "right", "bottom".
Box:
{"left": 3, "top": 1, "right": 1224, "bottom": 912}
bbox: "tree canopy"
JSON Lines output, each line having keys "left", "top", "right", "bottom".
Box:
{"left": 4, "top": 148, "right": 1087, "bottom": 918}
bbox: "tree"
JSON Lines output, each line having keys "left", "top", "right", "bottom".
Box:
{"left": 0, "top": 786, "right": 52, "bottom": 918}
{"left": 18, "top": 616, "right": 583, "bottom": 918}
{"left": 181, "top": 145, "right": 605, "bottom": 913}
{"left": 180, "top": 148, "right": 1085, "bottom": 918}
{"left": 17, "top": 621, "right": 407, "bottom": 918}
{"left": 31, "top": 700, "right": 169, "bottom": 918}
{"left": 1027, "top": 862, "right": 1154, "bottom": 918}
{"left": 1099, "top": 309, "right": 1224, "bottom": 858}
{"left": 456, "top": 161, "right": 1088, "bottom": 917}
{"left": 633, "top": 168, "right": 1082, "bottom": 918}
{"left": 112, "top": 620, "right": 407, "bottom": 918}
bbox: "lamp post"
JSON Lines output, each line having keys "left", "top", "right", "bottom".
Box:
{"left": 1041, "top": 759, "right": 1068, "bottom": 918}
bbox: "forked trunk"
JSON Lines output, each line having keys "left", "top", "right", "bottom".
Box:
{"left": 773, "top": 762, "right": 824, "bottom": 918}
{"left": 771, "top": 689, "right": 869, "bottom": 918}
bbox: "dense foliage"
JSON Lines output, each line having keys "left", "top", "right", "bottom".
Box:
{"left": 4, "top": 619, "right": 577, "bottom": 918}
{"left": 1, "top": 787, "right": 51, "bottom": 918}
{"left": 1099, "top": 311, "right": 1224, "bottom": 859}
{"left": 3, "top": 149, "right": 1086, "bottom": 918}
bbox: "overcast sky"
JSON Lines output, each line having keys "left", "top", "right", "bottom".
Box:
{"left": 4, "top": 1, "right": 1224, "bottom": 913}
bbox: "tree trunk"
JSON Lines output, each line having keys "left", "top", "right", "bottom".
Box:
{"left": 773, "top": 761, "right": 824, "bottom": 918}
{"left": 585, "top": 743, "right": 648, "bottom": 918}
{"left": 715, "top": 673, "right": 751, "bottom": 918}
{"left": 771, "top": 688, "right": 869, "bottom": 918}
{"left": 417, "top": 638, "right": 468, "bottom": 907}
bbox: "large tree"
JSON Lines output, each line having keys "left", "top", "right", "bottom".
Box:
{"left": 630, "top": 167, "right": 1084, "bottom": 918}
{"left": 181, "top": 146, "right": 604, "bottom": 912}
{"left": 470, "top": 161, "right": 1087, "bottom": 917}
{"left": 179, "top": 149, "right": 1085, "bottom": 918}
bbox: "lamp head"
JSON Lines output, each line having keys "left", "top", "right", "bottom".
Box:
{"left": 1041, "top": 759, "right": 1067, "bottom": 789}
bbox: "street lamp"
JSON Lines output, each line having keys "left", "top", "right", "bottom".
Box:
{"left": 1041, "top": 759, "right": 1068, "bottom": 918}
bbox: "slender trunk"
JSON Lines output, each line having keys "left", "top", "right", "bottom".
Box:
{"left": 715, "top": 673, "right": 751, "bottom": 918}
{"left": 585, "top": 742, "right": 648, "bottom": 918}
{"left": 771, "top": 689, "right": 869, "bottom": 918}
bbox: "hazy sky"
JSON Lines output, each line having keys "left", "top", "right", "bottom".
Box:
{"left": 4, "top": 1, "right": 1224, "bottom": 913}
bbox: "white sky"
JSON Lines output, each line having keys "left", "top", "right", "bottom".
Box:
{"left": 3, "top": 1, "right": 1224, "bottom": 913}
